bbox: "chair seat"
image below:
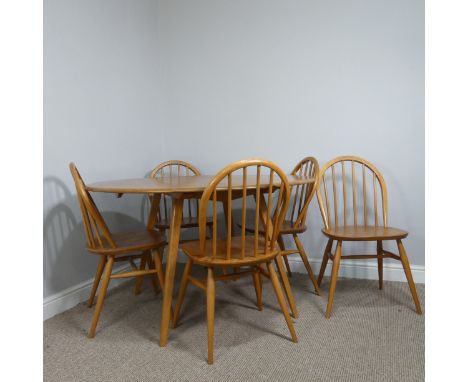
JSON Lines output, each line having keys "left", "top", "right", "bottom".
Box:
{"left": 241, "top": 220, "right": 307, "bottom": 235}
{"left": 322, "top": 225, "right": 408, "bottom": 241}
{"left": 180, "top": 236, "right": 280, "bottom": 267}
{"left": 88, "top": 230, "right": 166, "bottom": 255}
{"left": 154, "top": 216, "right": 213, "bottom": 230}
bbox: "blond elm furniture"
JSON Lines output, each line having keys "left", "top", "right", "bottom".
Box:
{"left": 69, "top": 163, "right": 167, "bottom": 338}
{"left": 86, "top": 165, "right": 314, "bottom": 347}
{"left": 174, "top": 159, "right": 297, "bottom": 364}
{"left": 244, "top": 157, "right": 321, "bottom": 298}
{"left": 315, "top": 156, "right": 422, "bottom": 318}
{"left": 149, "top": 160, "right": 213, "bottom": 233}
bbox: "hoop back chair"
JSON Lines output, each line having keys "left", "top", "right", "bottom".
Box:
{"left": 316, "top": 156, "right": 422, "bottom": 318}
{"left": 242, "top": 157, "right": 321, "bottom": 315}
{"left": 275, "top": 157, "right": 321, "bottom": 292}
{"left": 173, "top": 159, "right": 297, "bottom": 364}
{"left": 70, "top": 163, "right": 167, "bottom": 338}
{"left": 149, "top": 160, "right": 213, "bottom": 232}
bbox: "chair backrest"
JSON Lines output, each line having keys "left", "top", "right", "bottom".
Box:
{"left": 316, "top": 156, "right": 388, "bottom": 230}
{"left": 287, "top": 157, "right": 320, "bottom": 229}
{"left": 69, "top": 163, "right": 116, "bottom": 250}
{"left": 198, "top": 159, "right": 291, "bottom": 260}
{"left": 149, "top": 160, "right": 201, "bottom": 223}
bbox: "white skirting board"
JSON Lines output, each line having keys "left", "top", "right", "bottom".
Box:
{"left": 43, "top": 264, "right": 132, "bottom": 321}
{"left": 287, "top": 257, "right": 425, "bottom": 284}
{"left": 43, "top": 259, "right": 424, "bottom": 321}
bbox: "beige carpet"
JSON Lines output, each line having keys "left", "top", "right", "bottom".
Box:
{"left": 44, "top": 266, "right": 424, "bottom": 382}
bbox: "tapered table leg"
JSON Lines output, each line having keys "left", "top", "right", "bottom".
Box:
{"left": 159, "top": 196, "right": 183, "bottom": 347}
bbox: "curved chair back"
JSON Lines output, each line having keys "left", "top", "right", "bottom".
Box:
{"left": 69, "top": 163, "right": 116, "bottom": 250}
{"left": 316, "top": 156, "right": 388, "bottom": 230}
{"left": 198, "top": 159, "right": 291, "bottom": 260}
{"left": 287, "top": 157, "right": 319, "bottom": 229}
{"left": 149, "top": 160, "right": 201, "bottom": 224}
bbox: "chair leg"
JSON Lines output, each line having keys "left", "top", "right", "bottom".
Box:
{"left": 148, "top": 252, "right": 161, "bottom": 295}
{"left": 325, "top": 241, "right": 342, "bottom": 319}
{"left": 88, "top": 256, "right": 114, "bottom": 338}
{"left": 206, "top": 267, "right": 216, "bottom": 364}
{"left": 87, "top": 256, "right": 106, "bottom": 307}
{"left": 293, "top": 234, "right": 320, "bottom": 295}
{"left": 134, "top": 253, "right": 147, "bottom": 295}
{"left": 173, "top": 259, "right": 193, "bottom": 327}
{"left": 252, "top": 268, "right": 263, "bottom": 310}
{"left": 283, "top": 256, "right": 292, "bottom": 277}
{"left": 396, "top": 239, "right": 422, "bottom": 314}
{"left": 274, "top": 255, "right": 299, "bottom": 318}
{"left": 153, "top": 249, "right": 174, "bottom": 322}
{"left": 267, "top": 262, "right": 298, "bottom": 343}
{"left": 377, "top": 240, "right": 383, "bottom": 290}
{"left": 317, "top": 239, "right": 333, "bottom": 287}
{"left": 277, "top": 235, "right": 292, "bottom": 277}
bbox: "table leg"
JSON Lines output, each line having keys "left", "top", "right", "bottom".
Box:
{"left": 159, "top": 196, "right": 183, "bottom": 347}
{"left": 146, "top": 194, "right": 161, "bottom": 230}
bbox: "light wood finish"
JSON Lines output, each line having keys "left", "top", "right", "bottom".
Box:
{"left": 87, "top": 174, "right": 314, "bottom": 194}
{"left": 69, "top": 163, "right": 167, "bottom": 338}
{"left": 206, "top": 268, "right": 215, "bottom": 365}
{"left": 267, "top": 262, "right": 298, "bottom": 343}
{"left": 173, "top": 259, "right": 193, "bottom": 327}
{"left": 396, "top": 239, "right": 422, "bottom": 314}
{"left": 322, "top": 225, "right": 408, "bottom": 241}
{"left": 277, "top": 236, "right": 292, "bottom": 276}
{"left": 133, "top": 251, "right": 147, "bottom": 295}
{"left": 174, "top": 159, "right": 297, "bottom": 364}
{"left": 317, "top": 239, "right": 334, "bottom": 287}
{"left": 243, "top": 157, "right": 321, "bottom": 297}
{"left": 325, "top": 240, "right": 342, "bottom": 318}
{"left": 149, "top": 160, "right": 213, "bottom": 232}
{"left": 86, "top": 168, "right": 314, "bottom": 348}
{"left": 252, "top": 268, "right": 263, "bottom": 310}
{"left": 316, "top": 156, "right": 422, "bottom": 317}
{"left": 87, "top": 256, "right": 106, "bottom": 307}
{"left": 159, "top": 197, "right": 183, "bottom": 347}
{"left": 274, "top": 255, "right": 298, "bottom": 318}
{"left": 256, "top": 192, "right": 298, "bottom": 318}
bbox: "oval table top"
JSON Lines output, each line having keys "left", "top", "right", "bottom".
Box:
{"left": 86, "top": 174, "right": 314, "bottom": 194}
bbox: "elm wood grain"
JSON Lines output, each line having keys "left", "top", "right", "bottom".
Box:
{"left": 316, "top": 156, "right": 422, "bottom": 318}
{"left": 69, "top": 163, "right": 167, "bottom": 338}
{"left": 85, "top": 167, "right": 314, "bottom": 348}
{"left": 174, "top": 159, "right": 297, "bottom": 364}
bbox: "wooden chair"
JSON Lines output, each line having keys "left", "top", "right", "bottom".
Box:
{"left": 149, "top": 160, "right": 213, "bottom": 234}
{"left": 70, "top": 163, "right": 168, "bottom": 338}
{"left": 173, "top": 159, "right": 298, "bottom": 364}
{"left": 315, "top": 156, "right": 422, "bottom": 318}
{"left": 244, "top": 157, "right": 321, "bottom": 297}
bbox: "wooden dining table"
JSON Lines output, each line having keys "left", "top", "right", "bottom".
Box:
{"left": 86, "top": 173, "right": 315, "bottom": 347}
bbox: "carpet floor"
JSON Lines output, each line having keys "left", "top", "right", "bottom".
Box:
{"left": 44, "top": 266, "right": 424, "bottom": 382}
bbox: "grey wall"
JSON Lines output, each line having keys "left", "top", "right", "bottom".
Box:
{"left": 44, "top": 0, "right": 424, "bottom": 301}
{"left": 43, "top": 0, "right": 164, "bottom": 298}
{"left": 157, "top": 0, "right": 424, "bottom": 264}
